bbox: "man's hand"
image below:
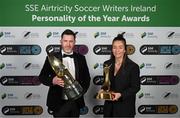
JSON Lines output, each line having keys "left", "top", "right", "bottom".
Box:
{"left": 52, "top": 76, "right": 64, "bottom": 87}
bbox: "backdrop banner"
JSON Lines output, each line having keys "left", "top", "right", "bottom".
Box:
{"left": 0, "top": 0, "right": 180, "bottom": 118}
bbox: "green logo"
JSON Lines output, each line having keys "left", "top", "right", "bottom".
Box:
{"left": 94, "top": 32, "right": 99, "bottom": 38}
{"left": 139, "top": 63, "right": 145, "bottom": 69}
{"left": 0, "top": 63, "right": 5, "bottom": 69}
{"left": 46, "top": 32, "right": 52, "bottom": 38}
{"left": 0, "top": 32, "right": 4, "bottom": 38}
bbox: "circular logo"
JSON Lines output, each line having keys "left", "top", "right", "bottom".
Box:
{"left": 126, "top": 45, "right": 135, "bottom": 55}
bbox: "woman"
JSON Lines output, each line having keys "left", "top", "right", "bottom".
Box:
{"left": 103, "top": 34, "right": 140, "bottom": 117}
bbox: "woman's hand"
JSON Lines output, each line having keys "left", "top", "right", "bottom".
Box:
{"left": 111, "top": 92, "right": 121, "bottom": 101}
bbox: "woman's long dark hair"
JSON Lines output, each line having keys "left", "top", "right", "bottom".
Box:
{"left": 110, "top": 34, "right": 127, "bottom": 67}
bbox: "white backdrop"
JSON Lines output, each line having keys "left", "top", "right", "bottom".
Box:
{"left": 0, "top": 27, "right": 180, "bottom": 118}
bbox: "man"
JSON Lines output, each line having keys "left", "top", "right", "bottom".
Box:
{"left": 39, "top": 29, "right": 91, "bottom": 117}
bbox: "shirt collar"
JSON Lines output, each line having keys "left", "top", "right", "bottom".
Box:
{"left": 61, "top": 50, "right": 73, "bottom": 56}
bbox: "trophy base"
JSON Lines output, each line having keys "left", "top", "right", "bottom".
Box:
{"left": 96, "top": 91, "right": 114, "bottom": 100}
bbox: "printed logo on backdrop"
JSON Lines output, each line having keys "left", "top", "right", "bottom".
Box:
{"left": 140, "top": 45, "right": 180, "bottom": 55}
{"left": 23, "top": 62, "right": 40, "bottom": 70}
{"left": 93, "top": 63, "right": 103, "bottom": 69}
{"left": 76, "top": 31, "right": 88, "bottom": 38}
{"left": 117, "top": 31, "right": 135, "bottom": 38}
{"left": 1, "top": 92, "right": 41, "bottom": 100}
{"left": 0, "top": 63, "right": 6, "bottom": 70}
{"left": 138, "top": 92, "right": 155, "bottom": 99}
{"left": 2, "top": 106, "right": 43, "bottom": 115}
{"left": 22, "top": 31, "right": 39, "bottom": 39}
{"left": 93, "top": 44, "right": 135, "bottom": 55}
{"left": 0, "top": 45, "right": 41, "bottom": 55}
{"left": 166, "top": 31, "right": 180, "bottom": 39}
{"left": 1, "top": 93, "right": 18, "bottom": 100}
{"left": 138, "top": 105, "right": 178, "bottom": 114}
{"left": 139, "top": 63, "right": 156, "bottom": 69}
{"left": 0, "top": 63, "right": 16, "bottom": 70}
{"left": 140, "top": 75, "right": 179, "bottom": 85}
{"left": 46, "top": 44, "right": 88, "bottom": 55}
{"left": 164, "top": 62, "right": 180, "bottom": 70}
{"left": 93, "top": 75, "right": 104, "bottom": 85}
{"left": 0, "top": 31, "right": 15, "bottom": 39}
{"left": 24, "top": 92, "right": 41, "bottom": 100}
{"left": 141, "top": 32, "right": 158, "bottom": 39}
{"left": 93, "top": 105, "right": 104, "bottom": 115}
{"left": 47, "top": 106, "right": 88, "bottom": 115}
{"left": 46, "top": 31, "right": 80, "bottom": 38}
{"left": 80, "top": 106, "right": 89, "bottom": 115}
{"left": 94, "top": 32, "right": 112, "bottom": 38}
{"left": 46, "top": 31, "right": 60, "bottom": 38}
{"left": 162, "top": 92, "right": 179, "bottom": 99}
{"left": 138, "top": 91, "right": 179, "bottom": 100}
{"left": 0, "top": 76, "right": 41, "bottom": 86}
{"left": 0, "top": 32, "right": 3, "bottom": 38}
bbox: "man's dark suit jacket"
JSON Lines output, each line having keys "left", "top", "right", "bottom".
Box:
{"left": 103, "top": 57, "right": 140, "bottom": 117}
{"left": 39, "top": 51, "right": 91, "bottom": 111}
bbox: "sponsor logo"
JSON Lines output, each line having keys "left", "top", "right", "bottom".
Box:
{"left": 139, "top": 63, "right": 156, "bottom": 69}
{"left": 76, "top": 32, "right": 87, "bottom": 38}
{"left": 1, "top": 93, "right": 7, "bottom": 99}
{"left": 1, "top": 93, "right": 18, "bottom": 100}
{"left": 140, "top": 75, "right": 179, "bottom": 85}
{"left": 0, "top": 63, "right": 16, "bottom": 70}
{"left": 138, "top": 92, "right": 154, "bottom": 99}
{"left": 24, "top": 92, "right": 40, "bottom": 100}
{"left": 0, "top": 76, "right": 41, "bottom": 86}
{"left": 94, "top": 32, "right": 111, "bottom": 38}
{"left": 22, "top": 31, "right": 39, "bottom": 39}
{"left": 94, "top": 32, "right": 99, "bottom": 38}
{"left": 23, "top": 62, "right": 40, "bottom": 70}
{"left": 167, "top": 31, "right": 175, "bottom": 38}
{"left": 0, "top": 46, "right": 7, "bottom": 54}
{"left": 126, "top": 45, "right": 135, "bottom": 55}
{"left": 162, "top": 92, "right": 179, "bottom": 99}
{"left": 0, "top": 63, "right": 5, "bottom": 69}
{"left": 46, "top": 32, "right": 52, "bottom": 38}
{"left": 140, "top": 45, "right": 180, "bottom": 55}
{"left": 0, "top": 32, "right": 4, "bottom": 38}
{"left": 166, "top": 31, "right": 180, "bottom": 39}
{"left": 164, "top": 62, "right": 180, "bottom": 69}
{"left": 0, "top": 32, "right": 15, "bottom": 38}
{"left": 93, "top": 63, "right": 103, "bottom": 69}
{"left": 138, "top": 91, "right": 179, "bottom": 100}
{"left": 141, "top": 32, "right": 158, "bottom": 39}
{"left": 93, "top": 76, "right": 104, "bottom": 85}
{"left": 46, "top": 45, "right": 88, "bottom": 55}
{"left": 94, "top": 44, "right": 135, "bottom": 55}
{"left": 138, "top": 105, "right": 178, "bottom": 114}
{"left": 46, "top": 32, "right": 60, "bottom": 38}
{"left": 0, "top": 45, "right": 41, "bottom": 55}
{"left": 80, "top": 106, "right": 89, "bottom": 115}
{"left": 117, "top": 31, "right": 135, "bottom": 38}
{"left": 73, "top": 45, "right": 89, "bottom": 55}
{"left": 93, "top": 105, "right": 104, "bottom": 115}
{"left": 2, "top": 106, "right": 43, "bottom": 115}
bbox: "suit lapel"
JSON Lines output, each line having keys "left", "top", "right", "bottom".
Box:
{"left": 73, "top": 53, "right": 79, "bottom": 80}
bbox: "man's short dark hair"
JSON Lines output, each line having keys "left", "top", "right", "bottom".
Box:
{"left": 61, "top": 29, "right": 76, "bottom": 39}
